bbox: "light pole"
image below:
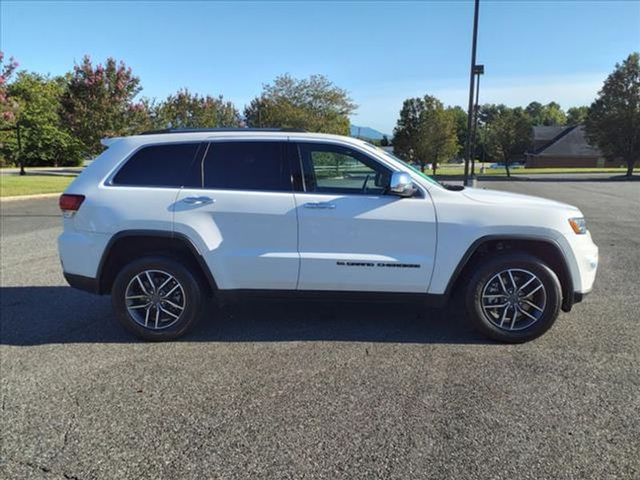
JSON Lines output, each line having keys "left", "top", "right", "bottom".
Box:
{"left": 463, "top": 0, "right": 480, "bottom": 186}
{"left": 470, "top": 64, "right": 484, "bottom": 177}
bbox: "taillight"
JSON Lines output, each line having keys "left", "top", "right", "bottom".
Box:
{"left": 59, "top": 194, "right": 85, "bottom": 216}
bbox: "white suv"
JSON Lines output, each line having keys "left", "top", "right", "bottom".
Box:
{"left": 58, "top": 129, "right": 598, "bottom": 342}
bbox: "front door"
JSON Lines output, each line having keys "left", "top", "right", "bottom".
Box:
{"left": 173, "top": 139, "right": 299, "bottom": 290}
{"left": 292, "top": 142, "right": 437, "bottom": 293}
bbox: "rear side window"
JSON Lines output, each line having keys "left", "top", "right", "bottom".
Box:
{"left": 112, "top": 143, "right": 200, "bottom": 187}
{"left": 199, "top": 141, "right": 291, "bottom": 191}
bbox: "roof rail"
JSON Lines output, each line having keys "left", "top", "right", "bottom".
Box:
{"left": 140, "top": 127, "right": 307, "bottom": 135}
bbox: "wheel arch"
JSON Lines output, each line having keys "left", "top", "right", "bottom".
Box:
{"left": 97, "top": 230, "right": 218, "bottom": 296}
{"left": 445, "top": 235, "right": 574, "bottom": 312}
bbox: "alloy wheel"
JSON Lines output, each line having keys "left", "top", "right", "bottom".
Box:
{"left": 124, "top": 269, "right": 186, "bottom": 330}
{"left": 481, "top": 268, "right": 547, "bottom": 331}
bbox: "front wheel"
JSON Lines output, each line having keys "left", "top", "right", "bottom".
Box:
{"left": 111, "top": 256, "right": 204, "bottom": 341}
{"left": 465, "top": 253, "right": 562, "bottom": 343}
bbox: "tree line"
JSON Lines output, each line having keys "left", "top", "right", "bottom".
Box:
{"left": 395, "top": 53, "right": 639, "bottom": 177}
{"left": 0, "top": 54, "right": 357, "bottom": 167}
{"left": 392, "top": 99, "right": 583, "bottom": 176}
{"left": 0, "top": 52, "right": 638, "bottom": 176}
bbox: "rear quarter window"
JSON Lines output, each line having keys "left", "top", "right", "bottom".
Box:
{"left": 112, "top": 143, "right": 200, "bottom": 187}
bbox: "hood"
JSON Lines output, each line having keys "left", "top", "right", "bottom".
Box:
{"left": 462, "top": 187, "right": 580, "bottom": 212}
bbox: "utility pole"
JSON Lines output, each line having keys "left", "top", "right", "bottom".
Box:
{"left": 463, "top": 0, "right": 480, "bottom": 186}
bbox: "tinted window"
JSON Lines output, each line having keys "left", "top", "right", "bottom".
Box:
{"left": 201, "top": 141, "right": 290, "bottom": 191}
{"left": 296, "top": 143, "right": 391, "bottom": 195}
{"left": 113, "top": 143, "right": 199, "bottom": 187}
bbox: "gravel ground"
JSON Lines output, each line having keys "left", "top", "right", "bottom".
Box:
{"left": 1, "top": 180, "right": 639, "bottom": 479}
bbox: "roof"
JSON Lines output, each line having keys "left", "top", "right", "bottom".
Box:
{"left": 534, "top": 125, "right": 601, "bottom": 157}
{"left": 101, "top": 130, "right": 374, "bottom": 150}
{"left": 533, "top": 126, "right": 567, "bottom": 142}
{"left": 140, "top": 127, "right": 306, "bottom": 135}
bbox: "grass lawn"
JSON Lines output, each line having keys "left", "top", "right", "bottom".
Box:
{"left": 0, "top": 175, "right": 74, "bottom": 197}
{"left": 430, "top": 166, "right": 627, "bottom": 177}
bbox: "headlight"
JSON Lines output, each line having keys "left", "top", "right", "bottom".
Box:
{"left": 569, "top": 217, "right": 587, "bottom": 234}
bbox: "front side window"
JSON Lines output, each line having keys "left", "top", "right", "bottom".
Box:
{"left": 296, "top": 143, "right": 391, "bottom": 195}
{"left": 199, "top": 141, "right": 291, "bottom": 192}
{"left": 112, "top": 143, "right": 200, "bottom": 187}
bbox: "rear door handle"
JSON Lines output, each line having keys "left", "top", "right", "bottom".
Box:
{"left": 304, "top": 202, "right": 336, "bottom": 209}
{"left": 182, "top": 196, "right": 214, "bottom": 205}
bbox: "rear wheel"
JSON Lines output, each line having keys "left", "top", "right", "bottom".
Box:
{"left": 465, "top": 253, "right": 562, "bottom": 343}
{"left": 112, "top": 256, "right": 204, "bottom": 341}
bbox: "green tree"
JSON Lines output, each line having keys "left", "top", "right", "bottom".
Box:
{"left": 155, "top": 89, "right": 240, "bottom": 129}
{"left": 566, "top": 106, "right": 589, "bottom": 125}
{"left": 525, "top": 101, "right": 566, "bottom": 125}
{"left": 392, "top": 97, "right": 424, "bottom": 165}
{"left": 585, "top": 53, "right": 640, "bottom": 177}
{"left": 380, "top": 135, "right": 390, "bottom": 147}
{"left": 524, "top": 101, "right": 543, "bottom": 124}
{"left": 542, "top": 101, "right": 566, "bottom": 125}
{"left": 393, "top": 95, "right": 457, "bottom": 175}
{"left": 60, "top": 56, "right": 142, "bottom": 156}
{"left": 244, "top": 74, "right": 356, "bottom": 134}
{"left": 478, "top": 104, "right": 515, "bottom": 163}
{"left": 446, "top": 105, "right": 467, "bottom": 157}
{"left": 485, "top": 107, "right": 532, "bottom": 177}
{"left": 126, "top": 98, "right": 157, "bottom": 134}
{"left": 419, "top": 97, "right": 458, "bottom": 175}
{"left": 3, "top": 72, "right": 83, "bottom": 167}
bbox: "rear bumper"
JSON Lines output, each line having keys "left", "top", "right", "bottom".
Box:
{"left": 58, "top": 231, "right": 110, "bottom": 279}
{"left": 63, "top": 272, "right": 100, "bottom": 294}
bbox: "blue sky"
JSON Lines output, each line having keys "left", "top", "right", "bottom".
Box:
{"left": 2, "top": 1, "right": 639, "bottom": 133}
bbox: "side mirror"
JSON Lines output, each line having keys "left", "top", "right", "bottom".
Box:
{"left": 389, "top": 171, "right": 416, "bottom": 197}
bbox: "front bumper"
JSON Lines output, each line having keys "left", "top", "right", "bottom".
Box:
{"left": 558, "top": 228, "right": 597, "bottom": 313}
{"left": 573, "top": 289, "right": 592, "bottom": 304}
{"left": 558, "top": 229, "right": 599, "bottom": 292}
{"left": 561, "top": 288, "right": 591, "bottom": 312}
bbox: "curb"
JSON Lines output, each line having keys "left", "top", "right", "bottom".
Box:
{"left": 0, "top": 192, "right": 61, "bottom": 202}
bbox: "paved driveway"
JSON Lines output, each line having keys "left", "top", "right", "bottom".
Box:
{"left": 1, "top": 180, "right": 639, "bottom": 479}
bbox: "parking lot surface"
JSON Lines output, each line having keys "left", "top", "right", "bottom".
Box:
{"left": 1, "top": 180, "right": 639, "bottom": 479}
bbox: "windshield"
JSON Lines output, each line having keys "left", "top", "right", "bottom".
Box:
{"left": 377, "top": 149, "right": 443, "bottom": 188}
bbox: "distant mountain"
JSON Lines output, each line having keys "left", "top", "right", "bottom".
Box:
{"left": 350, "top": 125, "right": 389, "bottom": 141}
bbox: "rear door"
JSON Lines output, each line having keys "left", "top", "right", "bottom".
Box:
{"left": 173, "top": 139, "right": 299, "bottom": 290}
{"left": 292, "top": 141, "right": 437, "bottom": 293}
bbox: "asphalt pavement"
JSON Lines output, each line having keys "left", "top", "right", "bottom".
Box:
{"left": 1, "top": 180, "right": 639, "bottom": 479}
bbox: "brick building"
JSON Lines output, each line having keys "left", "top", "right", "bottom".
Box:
{"left": 525, "top": 125, "right": 621, "bottom": 168}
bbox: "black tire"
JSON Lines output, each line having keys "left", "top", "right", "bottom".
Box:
{"left": 111, "top": 256, "right": 204, "bottom": 341}
{"left": 465, "top": 252, "right": 562, "bottom": 343}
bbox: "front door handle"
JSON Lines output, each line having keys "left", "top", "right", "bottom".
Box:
{"left": 182, "top": 196, "right": 214, "bottom": 205}
{"left": 304, "top": 202, "right": 336, "bottom": 209}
